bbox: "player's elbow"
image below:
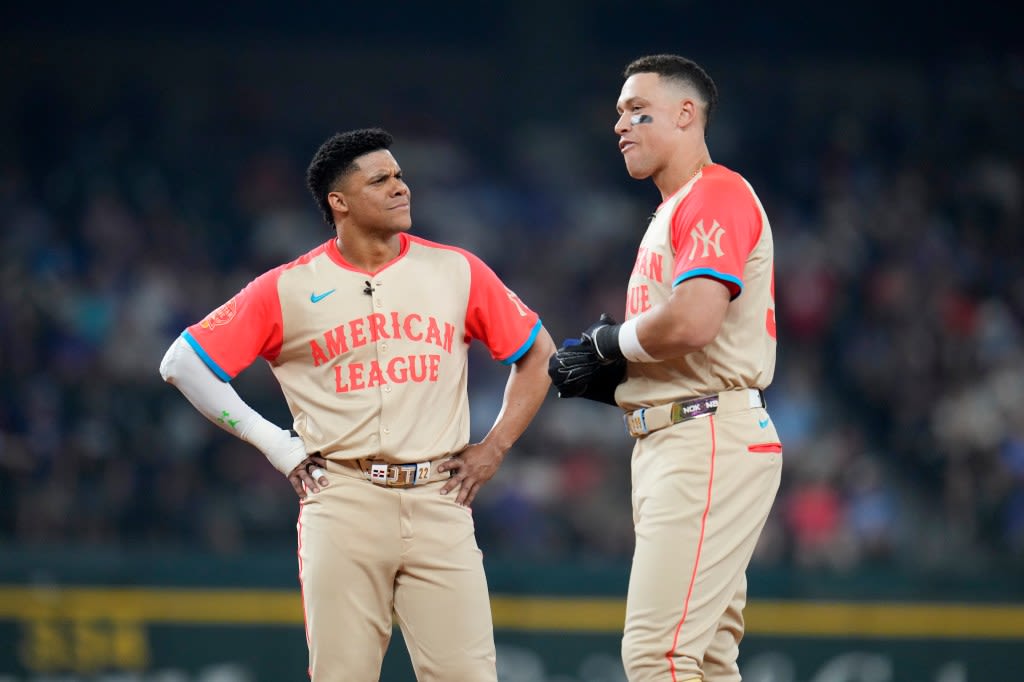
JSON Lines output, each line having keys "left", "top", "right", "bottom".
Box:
{"left": 158, "top": 338, "right": 183, "bottom": 385}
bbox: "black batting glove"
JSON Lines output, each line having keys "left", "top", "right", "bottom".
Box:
{"left": 547, "top": 337, "right": 625, "bottom": 405}
{"left": 548, "top": 339, "right": 603, "bottom": 397}
{"left": 581, "top": 313, "right": 625, "bottom": 363}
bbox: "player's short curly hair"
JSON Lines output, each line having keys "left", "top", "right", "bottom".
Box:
{"left": 306, "top": 127, "right": 394, "bottom": 227}
{"left": 624, "top": 55, "right": 719, "bottom": 130}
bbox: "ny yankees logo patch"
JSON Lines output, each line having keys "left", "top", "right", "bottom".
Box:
{"left": 688, "top": 219, "right": 726, "bottom": 259}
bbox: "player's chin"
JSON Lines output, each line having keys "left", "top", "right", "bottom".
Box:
{"left": 389, "top": 214, "right": 413, "bottom": 231}
{"left": 623, "top": 159, "right": 652, "bottom": 180}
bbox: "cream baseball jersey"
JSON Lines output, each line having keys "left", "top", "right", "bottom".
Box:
{"left": 617, "top": 164, "right": 777, "bottom": 410}
{"left": 184, "top": 234, "right": 542, "bottom": 463}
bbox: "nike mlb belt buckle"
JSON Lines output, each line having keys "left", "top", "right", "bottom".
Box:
{"left": 670, "top": 395, "right": 720, "bottom": 423}
{"left": 624, "top": 389, "right": 765, "bottom": 438}
{"left": 624, "top": 394, "right": 720, "bottom": 437}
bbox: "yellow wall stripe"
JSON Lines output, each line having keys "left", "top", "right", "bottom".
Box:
{"left": 1, "top": 587, "right": 1022, "bottom": 638}
{"left": 0, "top": 587, "right": 302, "bottom": 625}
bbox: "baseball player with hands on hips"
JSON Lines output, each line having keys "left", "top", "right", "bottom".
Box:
{"left": 159, "top": 128, "right": 555, "bottom": 681}
{"left": 549, "top": 55, "right": 782, "bottom": 682}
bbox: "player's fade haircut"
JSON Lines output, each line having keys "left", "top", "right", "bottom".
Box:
{"left": 624, "top": 54, "right": 719, "bottom": 130}
{"left": 306, "top": 127, "right": 394, "bottom": 227}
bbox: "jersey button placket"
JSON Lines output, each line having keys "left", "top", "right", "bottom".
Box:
{"left": 373, "top": 282, "right": 391, "bottom": 443}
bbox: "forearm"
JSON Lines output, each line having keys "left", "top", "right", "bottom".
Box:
{"left": 593, "top": 278, "right": 730, "bottom": 361}
{"left": 482, "top": 329, "right": 555, "bottom": 452}
{"left": 631, "top": 302, "right": 712, "bottom": 357}
{"left": 158, "top": 335, "right": 307, "bottom": 475}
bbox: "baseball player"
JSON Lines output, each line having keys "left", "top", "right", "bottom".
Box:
{"left": 549, "top": 55, "right": 782, "bottom": 681}
{"left": 159, "top": 128, "right": 555, "bottom": 681}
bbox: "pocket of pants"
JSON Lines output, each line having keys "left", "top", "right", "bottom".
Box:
{"left": 747, "top": 442, "right": 783, "bottom": 454}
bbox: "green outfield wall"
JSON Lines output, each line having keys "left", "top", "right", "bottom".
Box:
{"left": 1, "top": 549, "right": 1022, "bottom": 681}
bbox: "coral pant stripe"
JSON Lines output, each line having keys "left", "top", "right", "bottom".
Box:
{"left": 666, "top": 415, "right": 717, "bottom": 681}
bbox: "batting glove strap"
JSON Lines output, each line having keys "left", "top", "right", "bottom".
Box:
{"left": 580, "top": 313, "right": 624, "bottom": 364}
{"left": 591, "top": 323, "right": 624, "bottom": 362}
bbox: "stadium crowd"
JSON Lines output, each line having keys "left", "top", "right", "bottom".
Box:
{"left": 1, "top": 45, "right": 1021, "bottom": 579}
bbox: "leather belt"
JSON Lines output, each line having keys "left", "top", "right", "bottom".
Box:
{"left": 624, "top": 388, "right": 766, "bottom": 438}
{"left": 335, "top": 459, "right": 441, "bottom": 487}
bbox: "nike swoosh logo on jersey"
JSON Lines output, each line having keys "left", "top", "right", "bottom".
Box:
{"left": 310, "top": 289, "right": 336, "bottom": 303}
{"left": 758, "top": 418, "right": 770, "bottom": 429}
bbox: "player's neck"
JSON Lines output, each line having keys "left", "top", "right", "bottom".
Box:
{"left": 334, "top": 230, "right": 402, "bottom": 273}
{"left": 653, "top": 144, "right": 712, "bottom": 201}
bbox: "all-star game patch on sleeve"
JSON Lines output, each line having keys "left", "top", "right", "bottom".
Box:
{"left": 183, "top": 268, "right": 286, "bottom": 381}
{"left": 461, "top": 251, "right": 541, "bottom": 365}
{"left": 669, "top": 171, "right": 763, "bottom": 299}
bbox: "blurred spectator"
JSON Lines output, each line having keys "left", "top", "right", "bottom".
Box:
{"left": 0, "top": 43, "right": 1022, "bottom": 581}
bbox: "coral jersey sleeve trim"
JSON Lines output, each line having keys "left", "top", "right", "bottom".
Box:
{"left": 183, "top": 268, "right": 286, "bottom": 378}
{"left": 672, "top": 268, "right": 744, "bottom": 299}
{"left": 445, "top": 241, "right": 541, "bottom": 364}
{"left": 669, "top": 169, "right": 762, "bottom": 301}
{"left": 501, "top": 319, "right": 543, "bottom": 366}
{"left": 181, "top": 330, "right": 232, "bottom": 382}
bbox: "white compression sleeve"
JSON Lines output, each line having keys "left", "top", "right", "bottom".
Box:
{"left": 158, "top": 335, "right": 308, "bottom": 475}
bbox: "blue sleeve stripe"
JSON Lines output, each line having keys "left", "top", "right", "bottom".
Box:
{"left": 182, "top": 330, "right": 233, "bottom": 382}
{"left": 502, "top": 319, "right": 543, "bottom": 365}
{"left": 673, "top": 268, "right": 744, "bottom": 299}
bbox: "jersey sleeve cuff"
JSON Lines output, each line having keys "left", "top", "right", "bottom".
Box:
{"left": 501, "top": 319, "right": 542, "bottom": 365}
{"left": 182, "top": 330, "right": 233, "bottom": 382}
{"left": 673, "top": 268, "right": 743, "bottom": 299}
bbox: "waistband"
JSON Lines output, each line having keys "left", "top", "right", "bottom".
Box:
{"left": 624, "top": 388, "right": 766, "bottom": 438}
{"left": 328, "top": 457, "right": 449, "bottom": 488}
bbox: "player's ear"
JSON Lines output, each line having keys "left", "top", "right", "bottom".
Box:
{"left": 676, "top": 98, "right": 697, "bottom": 129}
{"left": 328, "top": 191, "right": 349, "bottom": 217}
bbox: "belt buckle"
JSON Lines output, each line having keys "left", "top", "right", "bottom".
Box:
{"left": 671, "top": 395, "right": 719, "bottom": 423}
{"left": 390, "top": 465, "right": 408, "bottom": 486}
{"left": 415, "top": 461, "right": 431, "bottom": 484}
{"left": 369, "top": 461, "right": 431, "bottom": 487}
{"left": 369, "top": 462, "right": 389, "bottom": 486}
{"left": 397, "top": 464, "right": 421, "bottom": 486}
{"left": 625, "top": 408, "right": 649, "bottom": 437}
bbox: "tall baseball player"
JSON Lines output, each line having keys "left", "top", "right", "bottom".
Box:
{"left": 159, "top": 128, "right": 555, "bottom": 681}
{"left": 549, "top": 55, "right": 782, "bottom": 681}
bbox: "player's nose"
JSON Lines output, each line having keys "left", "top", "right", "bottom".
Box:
{"left": 614, "top": 112, "right": 631, "bottom": 135}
